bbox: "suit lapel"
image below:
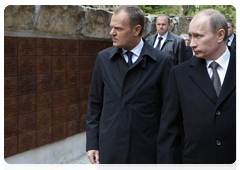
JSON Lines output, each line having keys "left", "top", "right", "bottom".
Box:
{"left": 216, "top": 49, "right": 236, "bottom": 107}
{"left": 188, "top": 58, "right": 218, "bottom": 104}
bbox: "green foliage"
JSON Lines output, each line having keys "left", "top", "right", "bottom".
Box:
{"left": 138, "top": 5, "right": 236, "bottom": 25}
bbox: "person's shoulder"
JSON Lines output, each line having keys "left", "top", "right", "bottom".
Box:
{"left": 98, "top": 46, "right": 116, "bottom": 55}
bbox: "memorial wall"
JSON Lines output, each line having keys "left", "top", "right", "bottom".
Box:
{"left": 4, "top": 36, "right": 112, "bottom": 158}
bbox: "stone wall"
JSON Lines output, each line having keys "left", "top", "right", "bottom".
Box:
{"left": 4, "top": 5, "right": 191, "bottom": 39}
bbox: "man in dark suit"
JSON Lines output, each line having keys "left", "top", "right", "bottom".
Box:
{"left": 226, "top": 18, "right": 236, "bottom": 50}
{"left": 146, "top": 14, "right": 187, "bottom": 65}
{"left": 86, "top": 5, "right": 172, "bottom": 164}
{"left": 157, "top": 9, "right": 236, "bottom": 164}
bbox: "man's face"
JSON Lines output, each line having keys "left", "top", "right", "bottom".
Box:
{"left": 156, "top": 16, "right": 170, "bottom": 36}
{"left": 109, "top": 10, "right": 136, "bottom": 50}
{"left": 189, "top": 15, "right": 220, "bottom": 60}
{"left": 227, "top": 22, "right": 234, "bottom": 38}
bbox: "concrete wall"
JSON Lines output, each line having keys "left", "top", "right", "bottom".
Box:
{"left": 5, "top": 132, "right": 86, "bottom": 164}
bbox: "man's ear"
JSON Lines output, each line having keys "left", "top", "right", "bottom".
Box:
{"left": 134, "top": 25, "right": 142, "bottom": 36}
{"left": 217, "top": 29, "right": 225, "bottom": 43}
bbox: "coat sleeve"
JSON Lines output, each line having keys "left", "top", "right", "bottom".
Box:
{"left": 157, "top": 68, "right": 184, "bottom": 164}
{"left": 86, "top": 54, "right": 104, "bottom": 151}
{"left": 177, "top": 38, "right": 187, "bottom": 64}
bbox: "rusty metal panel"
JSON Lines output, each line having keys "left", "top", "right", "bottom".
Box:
{"left": 67, "top": 56, "right": 79, "bottom": 72}
{"left": 52, "top": 123, "right": 67, "bottom": 142}
{"left": 36, "top": 74, "right": 52, "bottom": 93}
{"left": 36, "top": 56, "right": 52, "bottom": 74}
{"left": 36, "top": 38, "right": 51, "bottom": 56}
{"left": 53, "top": 106, "right": 67, "bottom": 125}
{"left": 18, "top": 131, "right": 36, "bottom": 153}
{"left": 52, "top": 90, "right": 66, "bottom": 108}
{"left": 4, "top": 136, "right": 18, "bottom": 158}
{"left": 4, "top": 36, "right": 18, "bottom": 56}
{"left": 67, "top": 40, "right": 79, "bottom": 56}
{"left": 18, "top": 56, "right": 36, "bottom": 76}
{"left": 4, "top": 116, "right": 18, "bottom": 138}
{"left": 4, "top": 96, "right": 18, "bottom": 118}
{"left": 4, "top": 77, "right": 17, "bottom": 97}
{"left": 4, "top": 57, "right": 17, "bottom": 77}
{"left": 18, "top": 113, "right": 36, "bottom": 134}
{"left": 18, "top": 37, "right": 35, "bottom": 56}
{"left": 17, "top": 75, "right": 36, "bottom": 95}
{"left": 37, "top": 126, "right": 52, "bottom": 147}
{"left": 36, "top": 92, "right": 52, "bottom": 112}
{"left": 36, "top": 109, "right": 52, "bottom": 129}
{"left": 52, "top": 39, "right": 67, "bottom": 56}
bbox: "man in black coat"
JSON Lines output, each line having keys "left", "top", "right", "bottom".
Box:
{"left": 157, "top": 9, "right": 236, "bottom": 164}
{"left": 86, "top": 5, "right": 172, "bottom": 164}
{"left": 146, "top": 14, "right": 187, "bottom": 65}
{"left": 226, "top": 18, "right": 236, "bottom": 50}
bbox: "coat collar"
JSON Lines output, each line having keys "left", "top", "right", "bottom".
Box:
{"left": 188, "top": 48, "right": 236, "bottom": 105}
{"left": 188, "top": 58, "right": 218, "bottom": 104}
{"left": 216, "top": 47, "right": 236, "bottom": 107}
{"left": 109, "top": 38, "right": 157, "bottom": 62}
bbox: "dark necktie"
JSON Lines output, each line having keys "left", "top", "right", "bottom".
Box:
{"left": 155, "top": 37, "right": 163, "bottom": 50}
{"left": 209, "top": 61, "right": 221, "bottom": 97}
{"left": 126, "top": 51, "right": 133, "bottom": 67}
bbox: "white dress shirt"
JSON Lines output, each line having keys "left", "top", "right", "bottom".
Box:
{"left": 205, "top": 47, "right": 230, "bottom": 86}
{"left": 122, "top": 38, "right": 144, "bottom": 64}
{"left": 153, "top": 31, "right": 168, "bottom": 50}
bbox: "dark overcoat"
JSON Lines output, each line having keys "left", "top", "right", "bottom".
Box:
{"left": 230, "top": 33, "right": 236, "bottom": 50}
{"left": 146, "top": 32, "right": 187, "bottom": 65}
{"left": 86, "top": 39, "right": 173, "bottom": 164}
{"left": 157, "top": 47, "right": 236, "bottom": 164}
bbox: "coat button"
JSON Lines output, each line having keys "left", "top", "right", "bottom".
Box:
{"left": 216, "top": 110, "right": 221, "bottom": 115}
{"left": 216, "top": 140, "right": 221, "bottom": 146}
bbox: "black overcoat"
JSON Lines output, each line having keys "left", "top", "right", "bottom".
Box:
{"left": 157, "top": 47, "right": 236, "bottom": 164}
{"left": 86, "top": 39, "right": 173, "bottom": 164}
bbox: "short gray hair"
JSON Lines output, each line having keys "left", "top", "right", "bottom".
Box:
{"left": 113, "top": 5, "right": 145, "bottom": 36}
{"left": 180, "top": 34, "right": 189, "bottom": 39}
{"left": 193, "top": 9, "right": 228, "bottom": 42}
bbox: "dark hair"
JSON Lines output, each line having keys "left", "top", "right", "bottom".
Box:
{"left": 194, "top": 9, "right": 228, "bottom": 42}
{"left": 157, "top": 14, "right": 171, "bottom": 24}
{"left": 113, "top": 5, "right": 144, "bottom": 36}
{"left": 226, "top": 18, "right": 235, "bottom": 27}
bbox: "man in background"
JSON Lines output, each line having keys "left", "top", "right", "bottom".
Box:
{"left": 180, "top": 34, "right": 194, "bottom": 60}
{"left": 226, "top": 18, "right": 236, "bottom": 50}
{"left": 146, "top": 14, "right": 187, "bottom": 65}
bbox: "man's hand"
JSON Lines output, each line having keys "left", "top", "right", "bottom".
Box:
{"left": 87, "top": 150, "right": 100, "bottom": 164}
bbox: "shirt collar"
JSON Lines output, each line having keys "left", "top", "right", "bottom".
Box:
{"left": 228, "top": 33, "right": 235, "bottom": 42}
{"left": 206, "top": 47, "right": 230, "bottom": 71}
{"left": 122, "top": 38, "right": 144, "bottom": 57}
{"left": 157, "top": 31, "right": 168, "bottom": 40}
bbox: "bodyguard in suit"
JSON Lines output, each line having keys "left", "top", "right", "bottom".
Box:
{"left": 157, "top": 9, "right": 236, "bottom": 164}
{"left": 146, "top": 14, "right": 187, "bottom": 65}
{"left": 86, "top": 5, "right": 172, "bottom": 164}
{"left": 226, "top": 18, "right": 236, "bottom": 50}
